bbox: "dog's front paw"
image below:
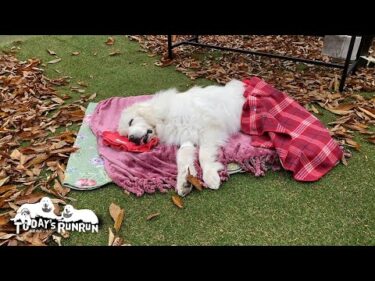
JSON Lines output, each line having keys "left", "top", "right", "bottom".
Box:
{"left": 176, "top": 180, "right": 193, "bottom": 197}
{"left": 175, "top": 164, "right": 196, "bottom": 197}
{"left": 203, "top": 168, "right": 221, "bottom": 190}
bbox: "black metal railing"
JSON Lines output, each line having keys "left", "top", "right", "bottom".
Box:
{"left": 167, "top": 35, "right": 361, "bottom": 92}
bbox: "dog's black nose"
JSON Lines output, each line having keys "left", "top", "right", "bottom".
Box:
{"left": 129, "top": 135, "right": 140, "bottom": 145}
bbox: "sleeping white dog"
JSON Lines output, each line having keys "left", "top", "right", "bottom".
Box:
{"left": 118, "top": 79, "right": 246, "bottom": 196}
{"left": 60, "top": 205, "right": 99, "bottom": 224}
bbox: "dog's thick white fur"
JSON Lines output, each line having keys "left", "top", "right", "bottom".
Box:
{"left": 118, "top": 79, "right": 246, "bottom": 196}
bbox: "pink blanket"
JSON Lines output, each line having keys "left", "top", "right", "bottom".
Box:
{"left": 90, "top": 96, "right": 280, "bottom": 196}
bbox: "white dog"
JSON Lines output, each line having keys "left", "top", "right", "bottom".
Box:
{"left": 11, "top": 208, "right": 32, "bottom": 226}
{"left": 12, "top": 197, "right": 59, "bottom": 221}
{"left": 60, "top": 205, "right": 99, "bottom": 224}
{"left": 118, "top": 79, "right": 246, "bottom": 196}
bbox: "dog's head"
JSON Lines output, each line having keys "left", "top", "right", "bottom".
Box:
{"left": 62, "top": 205, "right": 75, "bottom": 218}
{"left": 40, "top": 197, "right": 54, "bottom": 213}
{"left": 117, "top": 102, "right": 157, "bottom": 145}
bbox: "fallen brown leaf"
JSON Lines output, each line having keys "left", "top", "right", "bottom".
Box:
{"left": 0, "top": 214, "right": 10, "bottom": 226}
{"left": 341, "top": 154, "right": 348, "bottom": 166}
{"left": 0, "top": 233, "right": 16, "bottom": 240}
{"left": 112, "top": 237, "right": 124, "bottom": 246}
{"left": 310, "top": 104, "right": 320, "bottom": 114}
{"left": 109, "top": 50, "right": 121, "bottom": 56}
{"left": 146, "top": 212, "right": 160, "bottom": 221}
{"left": 0, "top": 177, "right": 10, "bottom": 187}
{"left": 47, "top": 49, "right": 57, "bottom": 56}
{"left": 51, "top": 97, "right": 64, "bottom": 104}
{"left": 25, "top": 154, "right": 50, "bottom": 168}
{"left": 109, "top": 203, "right": 125, "bottom": 233}
{"left": 105, "top": 37, "right": 115, "bottom": 46}
{"left": 88, "top": 93, "right": 97, "bottom": 100}
{"left": 154, "top": 58, "right": 173, "bottom": 67}
{"left": 14, "top": 193, "right": 44, "bottom": 205}
{"left": 60, "top": 229, "right": 70, "bottom": 239}
{"left": 358, "top": 107, "right": 375, "bottom": 119}
{"left": 47, "top": 58, "right": 62, "bottom": 64}
{"left": 53, "top": 179, "right": 70, "bottom": 197}
{"left": 0, "top": 185, "right": 17, "bottom": 195}
{"left": 108, "top": 227, "right": 115, "bottom": 246}
{"left": 7, "top": 239, "right": 18, "bottom": 246}
{"left": 77, "top": 81, "right": 88, "bottom": 87}
{"left": 50, "top": 147, "right": 79, "bottom": 155}
{"left": 172, "top": 195, "right": 184, "bottom": 209}
{"left": 326, "top": 107, "right": 353, "bottom": 116}
{"left": 186, "top": 169, "right": 203, "bottom": 191}
{"left": 345, "top": 138, "right": 361, "bottom": 151}
{"left": 52, "top": 235, "right": 62, "bottom": 246}
{"left": 10, "top": 149, "right": 22, "bottom": 160}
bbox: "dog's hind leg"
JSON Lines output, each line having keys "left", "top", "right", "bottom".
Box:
{"left": 176, "top": 141, "right": 197, "bottom": 197}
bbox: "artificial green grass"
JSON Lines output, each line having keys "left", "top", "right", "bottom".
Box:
{"left": 2, "top": 35, "right": 374, "bottom": 245}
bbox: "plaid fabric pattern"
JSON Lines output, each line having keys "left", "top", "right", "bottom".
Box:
{"left": 241, "top": 77, "right": 343, "bottom": 181}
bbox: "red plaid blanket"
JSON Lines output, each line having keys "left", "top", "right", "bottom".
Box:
{"left": 241, "top": 77, "right": 343, "bottom": 181}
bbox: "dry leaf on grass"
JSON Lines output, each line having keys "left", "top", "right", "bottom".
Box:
{"left": 154, "top": 58, "right": 174, "bottom": 67}
{"left": 47, "top": 49, "right": 57, "bottom": 56}
{"left": 112, "top": 237, "right": 124, "bottom": 246}
{"left": 109, "top": 203, "right": 125, "bottom": 233}
{"left": 71, "top": 51, "right": 80, "bottom": 56}
{"left": 51, "top": 97, "right": 64, "bottom": 104}
{"left": 105, "top": 37, "right": 115, "bottom": 46}
{"left": 53, "top": 180, "right": 70, "bottom": 197}
{"left": 52, "top": 235, "right": 62, "bottom": 246}
{"left": 0, "top": 185, "right": 17, "bottom": 195}
{"left": 14, "top": 193, "right": 45, "bottom": 205}
{"left": 186, "top": 169, "right": 203, "bottom": 191}
{"left": 358, "top": 107, "right": 375, "bottom": 119}
{"left": 10, "top": 149, "right": 22, "bottom": 160}
{"left": 25, "top": 154, "right": 50, "bottom": 168}
{"left": 146, "top": 212, "right": 160, "bottom": 221}
{"left": 88, "top": 93, "right": 97, "bottom": 100}
{"left": 47, "top": 58, "right": 62, "bottom": 64}
{"left": 108, "top": 227, "right": 115, "bottom": 246}
{"left": 77, "top": 81, "right": 88, "bottom": 87}
{"left": 0, "top": 233, "right": 16, "bottom": 240}
{"left": 310, "top": 104, "right": 320, "bottom": 114}
{"left": 0, "top": 215, "right": 10, "bottom": 226}
{"left": 172, "top": 195, "right": 184, "bottom": 209}
{"left": 0, "top": 177, "right": 10, "bottom": 187}
{"left": 60, "top": 229, "right": 70, "bottom": 239}
{"left": 345, "top": 138, "right": 361, "bottom": 151}
{"left": 109, "top": 50, "right": 121, "bottom": 56}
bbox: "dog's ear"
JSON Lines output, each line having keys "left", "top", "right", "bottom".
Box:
{"left": 136, "top": 104, "right": 161, "bottom": 127}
